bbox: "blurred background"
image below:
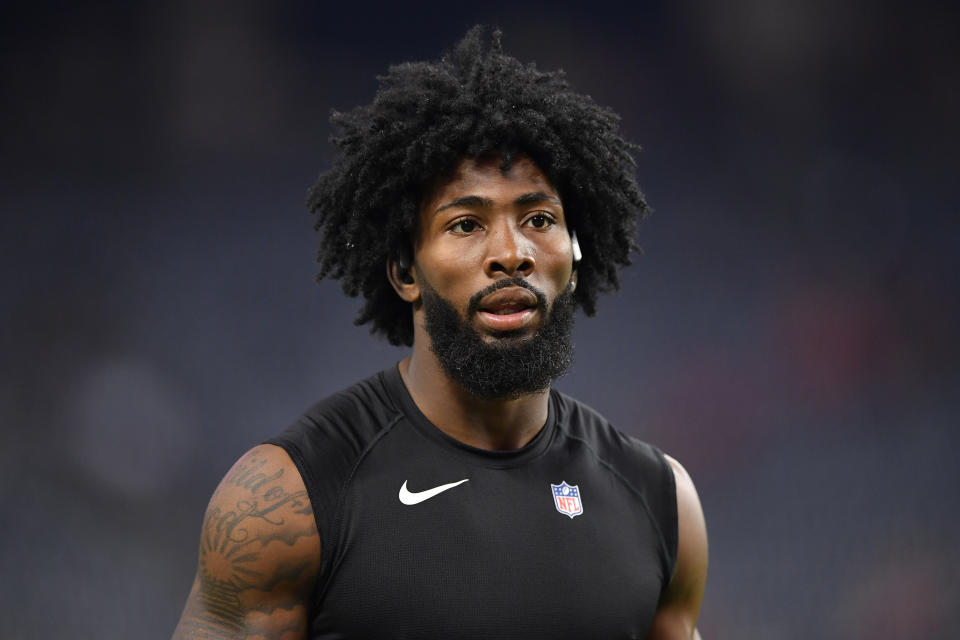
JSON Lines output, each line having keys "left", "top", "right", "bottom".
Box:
{"left": 2, "top": 1, "right": 958, "bottom": 638}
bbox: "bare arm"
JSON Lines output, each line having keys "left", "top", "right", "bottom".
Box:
{"left": 645, "top": 455, "right": 709, "bottom": 640}
{"left": 172, "top": 444, "right": 321, "bottom": 640}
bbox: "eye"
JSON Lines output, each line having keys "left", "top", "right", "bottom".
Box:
{"left": 525, "top": 213, "right": 556, "bottom": 229}
{"left": 449, "top": 218, "right": 480, "bottom": 233}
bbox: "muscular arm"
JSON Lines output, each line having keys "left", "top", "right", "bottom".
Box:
{"left": 645, "top": 455, "right": 709, "bottom": 640}
{"left": 172, "top": 444, "right": 321, "bottom": 640}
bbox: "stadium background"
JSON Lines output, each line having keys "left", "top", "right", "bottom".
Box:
{"left": 2, "top": 1, "right": 958, "bottom": 637}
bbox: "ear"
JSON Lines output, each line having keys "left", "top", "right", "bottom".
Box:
{"left": 568, "top": 267, "right": 578, "bottom": 293}
{"left": 387, "top": 257, "right": 420, "bottom": 303}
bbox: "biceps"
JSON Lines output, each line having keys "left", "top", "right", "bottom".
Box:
{"left": 172, "top": 445, "right": 321, "bottom": 639}
{"left": 647, "top": 456, "right": 708, "bottom": 640}
{"left": 644, "top": 604, "right": 698, "bottom": 640}
{"left": 173, "top": 573, "right": 310, "bottom": 639}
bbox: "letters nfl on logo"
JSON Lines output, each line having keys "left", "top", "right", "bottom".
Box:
{"left": 551, "top": 481, "right": 583, "bottom": 518}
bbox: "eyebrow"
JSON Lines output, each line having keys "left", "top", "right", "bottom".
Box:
{"left": 433, "top": 191, "right": 562, "bottom": 215}
{"left": 434, "top": 195, "right": 493, "bottom": 214}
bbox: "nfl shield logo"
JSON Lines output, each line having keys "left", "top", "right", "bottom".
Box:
{"left": 551, "top": 481, "right": 583, "bottom": 518}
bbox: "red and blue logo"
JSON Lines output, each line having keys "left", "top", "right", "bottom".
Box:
{"left": 551, "top": 481, "right": 583, "bottom": 518}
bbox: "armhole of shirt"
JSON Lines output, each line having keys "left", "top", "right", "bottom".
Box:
{"left": 264, "top": 412, "right": 405, "bottom": 611}
{"left": 262, "top": 434, "right": 330, "bottom": 569}
{"left": 551, "top": 391, "right": 679, "bottom": 594}
{"left": 650, "top": 444, "right": 679, "bottom": 591}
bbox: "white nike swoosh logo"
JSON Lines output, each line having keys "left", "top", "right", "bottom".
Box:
{"left": 398, "top": 479, "right": 469, "bottom": 505}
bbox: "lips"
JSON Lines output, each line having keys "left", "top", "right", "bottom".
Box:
{"left": 478, "top": 287, "right": 538, "bottom": 313}
{"left": 475, "top": 287, "right": 540, "bottom": 332}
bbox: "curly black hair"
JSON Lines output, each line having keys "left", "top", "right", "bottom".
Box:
{"left": 308, "top": 25, "right": 649, "bottom": 346}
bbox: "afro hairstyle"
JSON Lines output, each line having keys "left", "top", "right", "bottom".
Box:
{"left": 307, "top": 25, "right": 649, "bottom": 346}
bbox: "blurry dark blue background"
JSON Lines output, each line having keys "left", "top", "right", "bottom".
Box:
{"left": 2, "top": 2, "right": 958, "bottom": 638}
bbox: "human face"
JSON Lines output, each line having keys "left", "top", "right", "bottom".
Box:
{"left": 412, "top": 154, "right": 576, "bottom": 341}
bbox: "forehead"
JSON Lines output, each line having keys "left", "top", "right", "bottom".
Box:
{"left": 421, "top": 155, "right": 558, "bottom": 208}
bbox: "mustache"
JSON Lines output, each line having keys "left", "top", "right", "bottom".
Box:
{"left": 466, "top": 277, "right": 548, "bottom": 317}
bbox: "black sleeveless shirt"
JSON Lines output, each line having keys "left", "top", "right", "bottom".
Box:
{"left": 266, "top": 366, "right": 677, "bottom": 639}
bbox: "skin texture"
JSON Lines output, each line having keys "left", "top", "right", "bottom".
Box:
{"left": 173, "top": 154, "right": 707, "bottom": 639}
{"left": 172, "top": 444, "right": 320, "bottom": 640}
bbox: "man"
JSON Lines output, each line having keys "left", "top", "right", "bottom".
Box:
{"left": 173, "top": 26, "right": 707, "bottom": 639}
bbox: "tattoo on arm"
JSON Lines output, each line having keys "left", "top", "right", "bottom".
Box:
{"left": 174, "top": 454, "right": 320, "bottom": 640}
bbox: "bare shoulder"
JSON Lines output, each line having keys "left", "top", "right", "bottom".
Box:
{"left": 664, "top": 455, "right": 704, "bottom": 528}
{"left": 663, "top": 455, "right": 708, "bottom": 590}
{"left": 172, "top": 444, "right": 321, "bottom": 640}
{"left": 645, "top": 454, "right": 708, "bottom": 640}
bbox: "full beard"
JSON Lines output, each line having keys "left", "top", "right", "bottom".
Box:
{"left": 421, "top": 277, "right": 576, "bottom": 400}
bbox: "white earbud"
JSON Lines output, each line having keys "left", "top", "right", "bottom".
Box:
{"left": 570, "top": 230, "right": 582, "bottom": 264}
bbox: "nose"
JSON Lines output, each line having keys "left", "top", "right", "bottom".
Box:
{"left": 483, "top": 222, "right": 535, "bottom": 278}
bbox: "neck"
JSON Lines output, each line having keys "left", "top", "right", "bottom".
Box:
{"left": 399, "top": 347, "right": 550, "bottom": 451}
